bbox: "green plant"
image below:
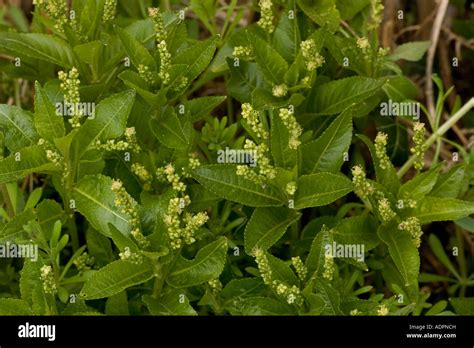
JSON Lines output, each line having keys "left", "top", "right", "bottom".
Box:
{"left": 0, "top": 0, "right": 473, "bottom": 316}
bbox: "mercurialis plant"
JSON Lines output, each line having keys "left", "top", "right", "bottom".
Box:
{"left": 0, "top": 0, "right": 473, "bottom": 317}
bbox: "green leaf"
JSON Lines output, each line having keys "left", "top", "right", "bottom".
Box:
{"left": 249, "top": 34, "right": 288, "bottom": 84}
{"left": 356, "top": 134, "right": 400, "bottom": 196}
{"left": 81, "top": 259, "right": 155, "bottom": 300}
{"left": 173, "top": 36, "right": 218, "bottom": 80}
{"left": 150, "top": 108, "right": 188, "bottom": 150}
{"left": 388, "top": 41, "right": 431, "bottom": 62}
{"left": 450, "top": 297, "right": 474, "bottom": 315}
{"left": 305, "top": 226, "right": 333, "bottom": 279}
{"left": 192, "top": 165, "right": 284, "bottom": 207}
{"left": 0, "top": 104, "right": 38, "bottom": 151}
{"left": 0, "top": 298, "right": 34, "bottom": 315}
{"left": 332, "top": 215, "right": 379, "bottom": 251}
{"left": 398, "top": 162, "right": 443, "bottom": 201}
{"left": 0, "top": 32, "right": 76, "bottom": 68}
{"left": 302, "top": 109, "right": 352, "bottom": 174}
{"left": 430, "top": 164, "right": 465, "bottom": 198}
{"left": 34, "top": 81, "right": 65, "bottom": 142}
{"left": 454, "top": 217, "right": 474, "bottom": 233}
{"left": 273, "top": 0, "right": 300, "bottom": 62}
{"left": 221, "top": 278, "right": 265, "bottom": 302}
{"left": 414, "top": 197, "right": 474, "bottom": 224}
{"left": 311, "top": 77, "right": 385, "bottom": 115}
{"left": 167, "top": 237, "right": 228, "bottom": 288}
{"left": 336, "top": 0, "right": 371, "bottom": 19}
{"left": 105, "top": 291, "right": 129, "bottom": 315}
{"left": 377, "top": 223, "right": 419, "bottom": 288}
{"left": 72, "top": 174, "right": 130, "bottom": 237}
{"left": 295, "top": 172, "right": 353, "bottom": 209}
{"left": 271, "top": 112, "right": 297, "bottom": 169}
{"left": 227, "top": 58, "right": 264, "bottom": 103}
{"left": 184, "top": 96, "right": 226, "bottom": 123}
{"left": 428, "top": 234, "right": 460, "bottom": 280}
{"left": 115, "top": 26, "right": 156, "bottom": 71}
{"left": 314, "top": 281, "right": 343, "bottom": 315}
{"left": 267, "top": 253, "right": 299, "bottom": 285}
{"left": 0, "top": 146, "right": 58, "bottom": 185}
{"left": 71, "top": 90, "right": 136, "bottom": 160}
{"left": 227, "top": 297, "right": 296, "bottom": 315}
{"left": 245, "top": 207, "right": 301, "bottom": 254}
{"left": 297, "top": 0, "right": 341, "bottom": 33}
{"left": 143, "top": 290, "right": 197, "bottom": 315}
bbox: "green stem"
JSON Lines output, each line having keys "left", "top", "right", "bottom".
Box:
{"left": 0, "top": 184, "right": 14, "bottom": 219}
{"left": 397, "top": 97, "right": 474, "bottom": 178}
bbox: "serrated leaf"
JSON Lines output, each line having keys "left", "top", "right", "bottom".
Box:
{"left": 0, "top": 32, "right": 76, "bottom": 68}
{"left": 249, "top": 34, "right": 288, "bottom": 84}
{"left": 71, "top": 90, "right": 136, "bottom": 160}
{"left": 81, "top": 260, "right": 154, "bottom": 300}
{"left": 306, "top": 227, "right": 333, "bottom": 279}
{"left": 414, "top": 197, "right": 474, "bottom": 224}
{"left": 273, "top": 0, "right": 300, "bottom": 62}
{"left": 430, "top": 164, "right": 465, "bottom": 198}
{"left": 150, "top": 108, "right": 188, "bottom": 150}
{"left": 377, "top": 223, "right": 419, "bottom": 288}
{"left": 0, "top": 298, "right": 34, "bottom": 315}
{"left": 311, "top": 77, "right": 385, "bottom": 115}
{"left": 245, "top": 207, "right": 300, "bottom": 254}
{"left": 450, "top": 297, "right": 474, "bottom": 315}
{"left": 72, "top": 174, "right": 130, "bottom": 237}
{"left": 302, "top": 109, "right": 352, "bottom": 174}
{"left": 116, "top": 26, "right": 156, "bottom": 71}
{"left": 332, "top": 215, "right": 379, "bottom": 251}
{"left": 297, "top": 0, "right": 341, "bottom": 33}
{"left": 105, "top": 291, "right": 129, "bottom": 315}
{"left": 0, "top": 146, "right": 59, "bottom": 185}
{"left": 174, "top": 36, "right": 218, "bottom": 80}
{"left": 295, "top": 172, "right": 353, "bottom": 209}
{"left": 227, "top": 297, "right": 296, "bottom": 315}
{"left": 143, "top": 290, "right": 197, "bottom": 316}
{"left": 192, "top": 165, "right": 284, "bottom": 207}
{"left": 167, "top": 237, "right": 227, "bottom": 288}
{"left": 398, "top": 162, "right": 443, "bottom": 201}
{"left": 221, "top": 278, "right": 266, "bottom": 302}
{"left": 34, "top": 81, "right": 65, "bottom": 142}
{"left": 0, "top": 104, "right": 38, "bottom": 151}
{"left": 227, "top": 58, "right": 265, "bottom": 103}
{"left": 267, "top": 253, "right": 299, "bottom": 285}
{"left": 271, "top": 112, "right": 297, "bottom": 169}
{"left": 314, "top": 281, "right": 343, "bottom": 315}
{"left": 388, "top": 41, "right": 431, "bottom": 62}
{"left": 185, "top": 96, "right": 226, "bottom": 122}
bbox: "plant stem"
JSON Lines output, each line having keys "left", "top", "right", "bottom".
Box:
{"left": 0, "top": 184, "right": 14, "bottom": 218}
{"left": 397, "top": 97, "right": 474, "bottom": 178}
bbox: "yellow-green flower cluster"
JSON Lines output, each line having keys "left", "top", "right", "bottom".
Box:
{"left": 377, "top": 303, "right": 389, "bottom": 316}
{"left": 286, "top": 181, "right": 297, "bottom": 196}
{"left": 102, "top": 0, "right": 117, "bottom": 22}
{"left": 272, "top": 84, "right": 288, "bottom": 98}
{"left": 356, "top": 37, "right": 370, "bottom": 50}
{"left": 111, "top": 179, "right": 149, "bottom": 248}
{"left": 279, "top": 108, "right": 302, "bottom": 149}
{"left": 351, "top": 165, "right": 374, "bottom": 199}
{"left": 411, "top": 122, "right": 426, "bottom": 171}
{"left": 378, "top": 197, "right": 396, "bottom": 223}
{"left": 173, "top": 76, "right": 189, "bottom": 93}
{"left": 257, "top": 0, "right": 274, "bottom": 33}
{"left": 156, "top": 163, "right": 186, "bottom": 192}
{"left": 368, "top": 0, "right": 384, "bottom": 31}
{"left": 33, "top": 0, "right": 68, "bottom": 32}
{"left": 241, "top": 103, "right": 267, "bottom": 139}
{"left": 96, "top": 127, "right": 141, "bottom": 153}
{"left": 236, "top": 140, "right": 276, "bottom": 184}
{"left": 137, "top": 64, "right": 155, "bottom": 84}
{"left": 301, "top": 39, "right": 325, "bottom": 72}
{"left": 254, "top": 248, "right": 273, "bottom": 285}
{"left": 291, "top": 256, "right": 307, "bottom": 281}
{"left": 273, "top": 280, "right": 303, "bottom": 305}
{"left": 399, "top": 217, "right": 423, "bottom": 248}
{"left": 375, "top": 132, "right": 391, "bottom": 169}
{"left": 163, "top": 195, "right": 208, "bottom": 249}
{"left": 119, "top": 247, "right": 144, "bottom": 265}
{"left": 397, "top": 198, "right": 417, "bottom": 210}
{"left": 73, "top": 252, "right": 94, "bottom": 273}
{"left": 323, "top": 254, "right": 334, "bottom": 281}
{"left": 149, "top": 8, "right": 171, "bottom": 85}
{"left": 59, "top": 67, "right": 82, "bottom": 128}
{"left": 131, "top": 163, "right": 153, "bottom": 191}
{"left": 350, "top": 309, "right": 361, "bottom": 316}
{"left": 40, "top": 265, "right": 57, "bottom": 295}
{"left": 233, "top": 46, "right": 253, "bottom": 59}
{"left": 208, "top": 278, "right": 222, "bottom": 295}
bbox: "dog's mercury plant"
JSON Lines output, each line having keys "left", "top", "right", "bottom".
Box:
{"left": 0, "top": 0, "right": 473, "bottom": 319}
